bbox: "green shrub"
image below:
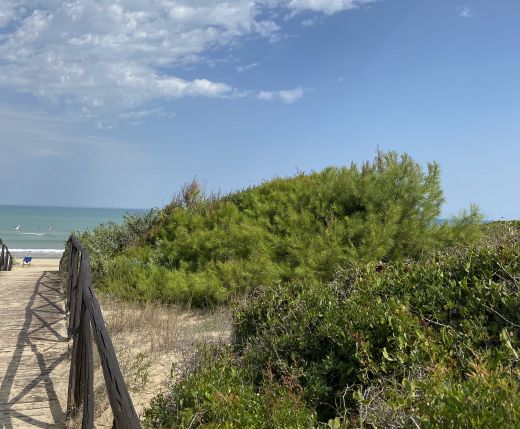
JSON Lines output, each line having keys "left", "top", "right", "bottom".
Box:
{"left": 102, "top": 252, "right": 229, "bottom": 306}
{"left": 145, "top": 223, "right": 520, "bottom": 427}
{"left": 76, "top": 209, "right": 159, "bottom": 281}
{"left": 87, "top": 151, "right": 482, "bottom": 305}
{"left": 232, "top": 223, "right": 520, "bottom": 423}
{"left": 144, "top": 347, "right": 319, "bottom": 428}
{"left": 414, "top": 362, "right": 520, "bottom": 428}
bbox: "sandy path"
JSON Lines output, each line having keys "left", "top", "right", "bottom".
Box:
{"left": 3, "top": 259, "right": 232, "bottom": 427}
{"left": 0, "top": 259, "right": 69, "bottom": 428}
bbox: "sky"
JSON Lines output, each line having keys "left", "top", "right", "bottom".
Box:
{"left": 0, "top": 0, "right": 518, "bottom": 219}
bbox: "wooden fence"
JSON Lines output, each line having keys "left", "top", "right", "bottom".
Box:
{"left": 61, "top": 236, "right": 141, "bottom": 428}
{"left": 0, "top": 239, "right": 13, "bottom": 271}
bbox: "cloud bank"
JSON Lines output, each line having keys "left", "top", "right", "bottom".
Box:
{"left": 0, "top": 0, "right": 369, "bottom": 114}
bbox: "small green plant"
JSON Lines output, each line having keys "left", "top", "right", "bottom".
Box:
{"left": 144, "top": 346, "right": 319, "bottom": 428}
{"left": 129, "top": 352, "right": 152, "bottom": 391}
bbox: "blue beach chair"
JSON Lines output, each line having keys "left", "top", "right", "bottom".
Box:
{"left": 22, "top": 256, "right": 32, "bottom": 267}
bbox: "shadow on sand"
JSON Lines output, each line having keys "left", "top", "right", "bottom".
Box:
{"left": 0, "top": 271, "right": 68, "bottom": 428}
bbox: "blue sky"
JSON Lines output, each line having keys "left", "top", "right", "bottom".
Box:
{"left": 0, "top": 0, "right": 518, "bottom": 219}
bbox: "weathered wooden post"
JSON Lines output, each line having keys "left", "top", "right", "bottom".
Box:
{"left": 63, "top": 236, "right": 141, "bottom": 428}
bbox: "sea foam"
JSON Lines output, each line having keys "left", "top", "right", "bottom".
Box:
{"left": 10, "top": 249, "right": 64, "bottom": 254}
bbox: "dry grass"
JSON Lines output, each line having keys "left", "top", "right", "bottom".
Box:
{"left": 68, "top": 296, "right": 231, "bottom": 428}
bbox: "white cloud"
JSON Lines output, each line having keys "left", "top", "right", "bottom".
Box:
{"left": 95, "top": 121, "right": 117, "bottom": 130}
{"left": 302, "top": 18, "right": 318, "bottom": 26}
{"left": 0, "top": 0, "right": 267, "bottom": 112}
{"left": 0, "top": 106, "right": 136, "bottom": 154}
{"left": 236, "top": 62, "right": 260, "bottom": 72}
{"left": 286, "top": 0, "right": 370, "bottom": 15}
{"left": 0, "top": 0, "right": 370, "bottom": 115}
{"left": 458, "top": 5, "right": 474, "bottom": 18}
{"left": 258, "top": 87, "right": 305, "bottom": 103}
{"left": 119, "top": 108, "right": 175, "bottom": 120}
{"left": 0, "top": 0, "right": 20, "bottom": 27}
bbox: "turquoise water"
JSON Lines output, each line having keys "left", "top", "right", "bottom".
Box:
{"left": 0, "top": 205, "right": 145, "bottom": 258}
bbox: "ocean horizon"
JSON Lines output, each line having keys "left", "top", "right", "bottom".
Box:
{"left": 0, "top": 205, "right": 146, "bottom": 259}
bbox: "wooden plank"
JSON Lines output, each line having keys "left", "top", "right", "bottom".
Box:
{"left": 0, "top": 240, "right": 13, "bottom": 272}
{"left": 0, "top": 376, "right": 65, "bottom": 391}
{"left": 80, "top": 305, "right": 94, "bottom": 428}
{"left": 0, "top": 342, "right": 67, "bottom": 354}
{"left": 66, "top": 251, "right": 85, "bottom": 418}
{"left": 0, "top": 266, "right": 68, "bottom": 428}
{"left": 0, "top": 387, "right": 60, "bottom": 404}
{"left": 0, "top": 236, "right": 143, "bottom": 428}
{"left": 62, "top": 236, "right": 141, "bottom": 428}
{"left": 0, "top": 399, "right": 63, "bottom": 412}
{"left": 79, "top": 253, "right": 141, "bottom": 428}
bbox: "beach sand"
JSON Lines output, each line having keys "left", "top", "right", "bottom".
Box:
{"left": 8, "top": 258, "right": 231, "bottom": 427}
{"left": 11, "top": 258, "right": 61, "bottom": 271}
{"left": 1, "top": 257, "right": 69, "bottom": 427}
{"left": 15, "top": 258, "right": 60, "bottom": 271}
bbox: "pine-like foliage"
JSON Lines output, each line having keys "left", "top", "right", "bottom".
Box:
{"left": 84, "top": 151, "right": 481, "bottom": 305}
{"left": 145, "top": 222, "right": 520, "bottom": 428}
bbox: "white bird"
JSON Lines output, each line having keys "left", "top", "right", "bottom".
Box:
{"left": 14, "top": 225, "right": 20, "bottom": 230}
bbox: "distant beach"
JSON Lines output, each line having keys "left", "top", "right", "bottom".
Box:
{"left": 0, "top": 205, "right": 145, "bottom": 258}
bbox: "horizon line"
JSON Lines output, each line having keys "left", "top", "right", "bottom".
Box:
{"left": 0, "top": 203, "right": 151, "bottom": 211}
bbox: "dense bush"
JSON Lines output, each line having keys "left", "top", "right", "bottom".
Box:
{"left": 87, "top": 151, "right": 482, "bottom": 305}
{"left": 145, "top": 222, "right": 520, "bottom": 427}
{"left": 76, "top": 209, "right": 158, "bottom": 281}
{"left": 144, "top": 347, "right": 319, "bottom": 428}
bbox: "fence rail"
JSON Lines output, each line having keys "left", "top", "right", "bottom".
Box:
{"left": 0, "top": 239, "right": 13, "bottom": 271}
{"left": 61, "top": 236, "right": 141, "bottom": 428}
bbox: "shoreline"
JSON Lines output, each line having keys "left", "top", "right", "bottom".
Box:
{"left": 10, "top": 257, "right": 61, "bottom": 270}
{"left": 10, "top": 250, "right": 64, "bottom": 260}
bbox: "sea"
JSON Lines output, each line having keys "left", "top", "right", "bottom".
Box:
{"left": 0, "top": 205, "right": 145, "bottom": 259}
